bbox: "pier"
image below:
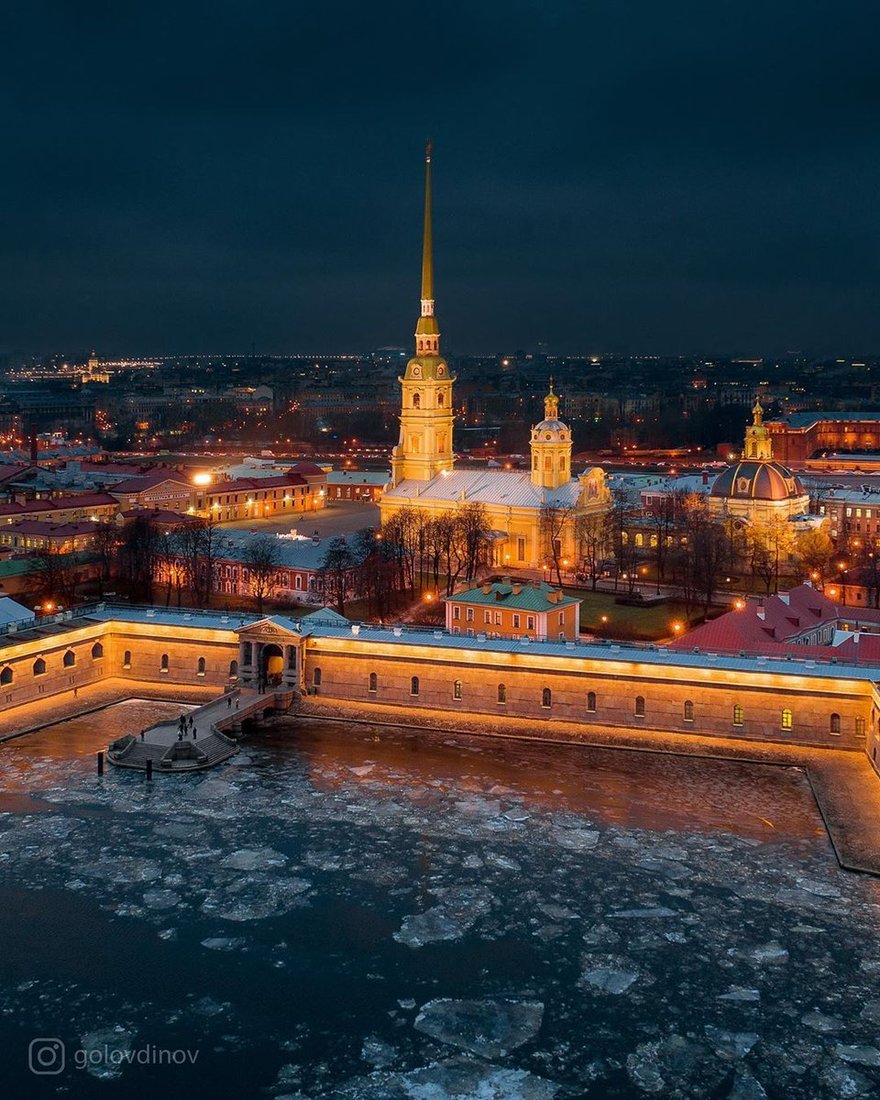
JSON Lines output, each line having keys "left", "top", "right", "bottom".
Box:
{"left": 107, "top": 687, "right": 297, "bottom": 772}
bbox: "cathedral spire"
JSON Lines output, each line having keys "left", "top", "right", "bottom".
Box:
{"left": 421, "top": 142, "right": 433, "bottom": 308}
{"left": 414, "top": 143, "right": 440, "bottom": 356}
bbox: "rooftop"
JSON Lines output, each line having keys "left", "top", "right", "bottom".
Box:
{"left": 445, "top": 580, "right": 579, "bottom": 613}
{"left": 384, "top": 468, "right": 583, "bottom": 509}
{"left": 770, "top": 411, "right": 880, "bottom": 430}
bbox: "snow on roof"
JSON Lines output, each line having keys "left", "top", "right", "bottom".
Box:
{"left": 384, "top": 469, "right": 581, "bottom": 509}
{"left": 0, "top": 597, "right": 35, "bottom": 627}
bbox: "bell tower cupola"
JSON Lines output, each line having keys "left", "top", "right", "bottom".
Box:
{"left": 744, "top": 396, "right": 773, "bottom": 461}
{"left": 530, "top": 379, "right": 572, "bottom": 489}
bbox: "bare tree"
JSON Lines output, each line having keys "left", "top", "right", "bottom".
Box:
{"left": 574, "top": 510, "right": 611, "bottom": 590}
{"left": 317, "top": 537, "right": 356, "bottom": 615}
{"left": 540, "top": 502, "right": 575, "bottom": 585}
{"left": 93, "top": 522, "right": 118, "bottom": 595}
{"left": 242, "top": 534, "right": 282, "bottom": 614}
{"left": 26, "top": 549, "right": 79, "bottom": 608}
{"left": 795, "top": 528, "right": 835, "bottom": 585}
{"left": 116, "top": 515, "right": 162, "bottom": 603}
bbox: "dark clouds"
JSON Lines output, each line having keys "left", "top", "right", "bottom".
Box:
{"left": 2, "top": 1, "right": 880, "bottom": 355}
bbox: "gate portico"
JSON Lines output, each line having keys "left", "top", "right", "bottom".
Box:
{"left": 236, "top": 617, "right": 306, "bottom": 691}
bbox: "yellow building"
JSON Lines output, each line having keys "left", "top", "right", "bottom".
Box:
{"left": 381, "top": 148, "right": 609, "bottom": 569}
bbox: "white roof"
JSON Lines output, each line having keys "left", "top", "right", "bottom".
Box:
{"left": 327, "top": 470, "right": 389, "bottom": 486}
{"left": 384, "top": 469, "right": 582, "bottom": 509}
{"left": 0, "top": 597, "right": 35, "bottom": 628}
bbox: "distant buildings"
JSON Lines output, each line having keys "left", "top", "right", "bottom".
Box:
{"left": 767, "top": 412, "right": 880, "bottom": 464}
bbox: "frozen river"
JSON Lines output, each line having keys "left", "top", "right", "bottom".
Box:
{"left": 1, "top": 700, "right": 880, "bottom": 1098}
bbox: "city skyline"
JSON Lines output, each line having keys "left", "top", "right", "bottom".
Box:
{"left": 3, "top": 2, "right": 880, "bottom": 356}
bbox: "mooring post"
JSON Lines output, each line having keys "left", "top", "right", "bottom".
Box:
{"left": 146, "top": 758, "right": 153, "bottom": 780}
{"left": 97, "top": 750, "right": 104, "bottom": 776}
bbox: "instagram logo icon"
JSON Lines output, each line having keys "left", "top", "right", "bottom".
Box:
{"left": 29, "top": 1038, "right": 66, "bottom": 1075}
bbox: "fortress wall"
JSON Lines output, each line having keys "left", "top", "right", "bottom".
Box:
{"left": 303, "top": 636, "right": 870, "bottom": 751}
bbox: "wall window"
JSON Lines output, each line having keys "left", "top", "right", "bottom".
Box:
{"left": 830, "top": 712, "right": 841, "bottom": 735}
{"left": 160, "top": 653, "right": 169, "bottom": 672}
{"left": 684, "top": 700, "right": 694, "bottom": 722}
{"left": 197, "top": 657, "right": 206, "bottom": 675}
{"left": 781, "top": 708, "right": 793, "bottom": 730}
{"left": 410, "top": 676, "right": 420, "bottom": 697}
{"left": 527, "top": 616, "right": 535, "bottom": 630}
{"left": 0, "top": 666, "right": 12, "bottom": 685}
{"left": 733, "top": 704, "right": 743, "bottom": 727}
{"left": 542, "top": 687, "right": 552, "bottom": 708}
{"left": 466, "top": 607, "right": 474, "bottom": 623}
{"left": 517, "top": 537, "right": 526, "bottom": 560}
{"left": 91, "top": 642, "right": 104, "bottom": 659}
{"left": 63, "top": 650, "right": 76, "bottom": 668}
{"left": 512, "top": 614, "right": 520, "bottom": 629}
{"left": 313, "top": 667, "right": 322, "bottom": 687}
{"left": 242, "top": 642, "right": 252, "bottom": 666}
{"left": 123, "top": 650, "right": 131, "bottom": 669}
{"left": 587, "top": 691, "right": 597, "bottom": 713}
{"left": 494, "top": 611, "right": 502, "bottom": 625}
{"left": 856, "top": 717, "right": 865, "bottom": 737}
{"left": 497, "top": 683, "right": 506, "bottom": 704}
{"left": 369, "top": 672, "right": 378, "bottom": 693}
{"left": 453, "top": 679, "right": 462, "bottom": 700}
{"left": 484, "top": 610, "right": 491, "bottom": 625}
{"left": 558, "top": 611, "right": 565, "bottom": 626}
{"left": 453, "top": 606, "right": 460, "bottom": 621}
{"left": 635, "top": 696, "right": 645, "bottom": 718}
{"left": 229, "top": 660, "right": 239, "bottom": 678}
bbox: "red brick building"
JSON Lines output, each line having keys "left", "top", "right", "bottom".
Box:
{"left": 767, "top": 413, "right": 880, "bottom": 464}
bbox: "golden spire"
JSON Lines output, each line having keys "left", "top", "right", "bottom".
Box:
{"left": 752, "top": 395, "right": 764, "bottom": 426}
{"left": 421, "top": 141, "right": 433, "bottom": 304}
{"left": 414, "top": 142, "right": 439, "bottom": 356}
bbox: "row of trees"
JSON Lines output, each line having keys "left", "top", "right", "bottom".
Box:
{"left": 314, "top": 503, "right": 495, "bottom": 617}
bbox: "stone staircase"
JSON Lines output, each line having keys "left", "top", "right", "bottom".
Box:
{"left": 107, "top": 727, "right": 239, "bottom": 772}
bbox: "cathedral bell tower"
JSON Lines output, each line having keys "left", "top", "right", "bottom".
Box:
{"left": 390, "top": 144, "right": 456, "bottom": 486}
{"left": 744, "top": 396, "right": 773, "bottom": 461}
{"left": 530, "top": 380, "right": 572, "bottom": 489}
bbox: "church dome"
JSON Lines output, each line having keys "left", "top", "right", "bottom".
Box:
{"left": 710, "top": 460, "right": 805, "bottom": 502}
{"left": 533, "top": 418, "right": 568, "bottom": 438}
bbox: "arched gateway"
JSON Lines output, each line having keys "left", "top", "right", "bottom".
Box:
{"left": 235, "top": 616, "right": 306, "bottom": 691}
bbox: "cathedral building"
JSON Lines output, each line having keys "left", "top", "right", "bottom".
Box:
{"left": 706, "top": 398, "right": 814, "bottom": 529}
{"left": 380, "top": 148, "right": 609, "bottom": 569}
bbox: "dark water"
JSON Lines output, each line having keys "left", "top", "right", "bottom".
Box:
{"left": 1, "top": 701, "right": 879, "bottom": 1098}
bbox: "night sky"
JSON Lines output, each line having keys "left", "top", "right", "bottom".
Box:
{"left": 3, "top": 1, "right": 880, "bottom": 356}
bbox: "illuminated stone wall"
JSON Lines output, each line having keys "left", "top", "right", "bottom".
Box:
{"left": 0, "top": 612, "right": 877, "bottom": 755}
{"left": 0, "top": 619, "right": 238, "bottom": 711}
{"left": 302, "top": 636, "right": 874, "bottom": 751}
